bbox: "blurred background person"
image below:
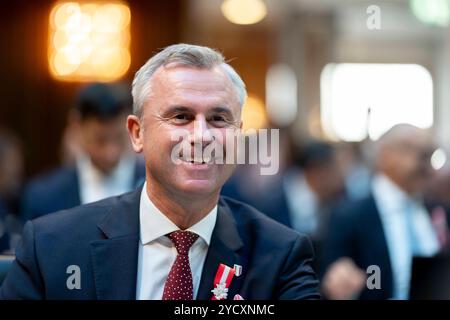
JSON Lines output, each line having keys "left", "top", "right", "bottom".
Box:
{"left": 265, "top": 141, "right": 347, "bottom": 272}
{"left": 335, "top": 142, "right": 372, "bottom": 202}
{"left": 221, "top": 128, "right": 292, "bottom": 207}
{"left": 424, "top": 161, "right": 450, "bottom": 249}
{"left": 261, "top": 141, "right": 346, "bottom": 237}
{"left": 20, "top": 83, "right": 145, "bottom": 222}
{"left": 321, "top": 124, "right": 439, "bottom": 300}
{"left": 0, "top": 129, "right": 24, "bottom": 253}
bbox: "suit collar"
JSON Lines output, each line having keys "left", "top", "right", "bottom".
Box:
{"left": 139, "top": 182, "right": 218, "bottom": 245}
{"left": 91, "top": 186, "right": 142, "bottom": 299}
{"left": 66, "top": 166, "right": 81, "bottom": 208}
{"left": 196, "top": 197, "right": 246, "bottom": 300}
{"left": 96, "top": 186, "right": 142, "bottom": 239}
{"left": 372, "top": 174, "right": 413, "bottom": 212}
{"left": 363, "top": 194, "right": 394, "bottom": 298}
{"left": 91, "top": 189, "right": 246, "bottom": 300}
{"left": 214, "top": 198, "right": 244, "bottom": 251}
{"left": 133, "top": 158, "right": 146, "bottom": 188}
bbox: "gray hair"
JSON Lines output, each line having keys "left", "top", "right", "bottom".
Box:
{"left": 131, "top": 43, "right": 247, "bottom": 118}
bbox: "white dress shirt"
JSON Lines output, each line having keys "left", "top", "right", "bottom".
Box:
{"left": 76, "top": 153, "right": 136, "bottom": 205}
{"left": 372, "top": 174, "right": 439, "bottom": 299}
{"left": 135, "top": 182, "right": 218, "bottom": 300}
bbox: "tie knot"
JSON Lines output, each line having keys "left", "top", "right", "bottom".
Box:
{"left": 167, "top": 230, "right": 199, "bottom": 255}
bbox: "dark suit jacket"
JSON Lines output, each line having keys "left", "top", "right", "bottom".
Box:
{"left": 0, "top": 200, "right": 9, "bottom": 253}
{"left": 21, "top": 161, "right": 146, "bottom": 222}
{"left": 234, "top": 180, "right": 343, "bottom": 274}
{"left": 0, "top": 187, "right": 320, "bottom": 300}
{"left": 322, "top": 194, "right": 393, "bottom": 299}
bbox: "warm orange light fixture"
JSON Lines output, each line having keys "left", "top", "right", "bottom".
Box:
{"left": 221, "top": 0, "right": 267, "bottom": 25}
{"left": 242, "top": 94, "right": 268, "bottom": 131}
{"left": 48, "top": 1, "right": 131, "bottom": 82}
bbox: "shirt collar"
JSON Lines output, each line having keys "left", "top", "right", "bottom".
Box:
{"left": 372, "top": 173, "right": 414, "bottom": 211}
{"left": 283, "top": 169, "right": 318, "bottom": 206}
{"left": 76, "top": 152, "right": 135, "bottom": 184}
{"left": 139, "top": 182, "right": 217, "bottom": 246}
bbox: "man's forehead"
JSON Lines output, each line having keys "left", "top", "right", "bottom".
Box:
{"left": 390, "top": 135, "right": 434, "bottom": 154}
{"left": 153, "top": 63, "right": 230, "bottom": 85}
{"left": 405, "top": 129, "right": 433, "bottom": 145}
{"left": 147, "top": 64, "right": 240, "bottom": 109}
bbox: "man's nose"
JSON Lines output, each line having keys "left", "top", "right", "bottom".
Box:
{"left": 189, "top": 116, "right": 213, "bottom": 146}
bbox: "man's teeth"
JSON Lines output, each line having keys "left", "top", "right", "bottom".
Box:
{"left": 182, "top": 156, "right": 212, "bottom": 164}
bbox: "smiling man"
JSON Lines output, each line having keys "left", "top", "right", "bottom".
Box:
{"left": 0, "top": 44, "right": 319, "bottom": 300}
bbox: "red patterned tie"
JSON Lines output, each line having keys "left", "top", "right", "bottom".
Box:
{"left": 162, "top": 230, "right": 199, "bottom": 300}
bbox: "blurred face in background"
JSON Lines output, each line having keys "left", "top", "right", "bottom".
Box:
{"left": 378, "top": 127, "right": 435, "bottom": 196}
{"left": 76, "top": 113, "right": 129, "bottom": 174}
{"left": 0, "top": 142, "right": 23, "bottom": 199}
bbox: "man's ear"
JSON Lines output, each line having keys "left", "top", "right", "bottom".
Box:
{"left": 127, "top": 115, "right": 144, "bottom": 153}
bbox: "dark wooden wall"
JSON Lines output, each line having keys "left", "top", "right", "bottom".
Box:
{"left": 0, "top": 0, "right": 183, "bottom": 178}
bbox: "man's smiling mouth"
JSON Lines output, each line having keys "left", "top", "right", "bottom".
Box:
{"left": 181, "top": 155, "right": 213, "bottom": 165}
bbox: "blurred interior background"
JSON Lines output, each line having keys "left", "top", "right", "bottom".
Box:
{"left": 1, "top": 0, "right": 450, "bottom": 176}
{"left": 2, "top": 0, "right": 450, "bottom": 299}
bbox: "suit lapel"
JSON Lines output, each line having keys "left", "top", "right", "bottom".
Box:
{"left": 68, "top": 166, "right": 81, "bottom": 207}
{"left": 197, "top": 198, "right": 247, "bottom": 300}
{"left": 365, "top": 195, "right": 394, "bottom": 298}
{"left": 133, "top": 159, "right": 146, "bottom": 188}
{"left": 90, "top": 188, "right": 141, "bottom": 300}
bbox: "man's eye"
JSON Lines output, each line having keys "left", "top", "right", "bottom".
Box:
{"left": 211, "top": 115, "right": 231, "bottom": 124}
{"left": 172, "top": 114, "right": 192, "bottom": 123}
{"left": 212, "top": 116, "right": 225, "bottom": 122}
{"left": 210, "top": 115, "right": 233, "bottom": 127}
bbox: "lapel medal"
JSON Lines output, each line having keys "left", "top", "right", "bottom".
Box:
{"left": 211, "top": 263, "right": 236, "bottom": 300}
{"left": 233, "top": 264, "right": 242, "bottom": 277}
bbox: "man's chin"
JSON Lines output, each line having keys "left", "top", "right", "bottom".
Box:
{"left": 178, "top": 180, "right": 220, "bottom": 196}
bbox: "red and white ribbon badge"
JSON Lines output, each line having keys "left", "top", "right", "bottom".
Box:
{"left": 211, "top": 263, "right": 236, "bottom": 300}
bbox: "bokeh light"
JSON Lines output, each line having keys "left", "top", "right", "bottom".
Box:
{"left": 431, "top": 148, "right": 447, "bottom": 170}
{"left": 410, "top": 0, "right": 450, "bottom": 27}
{"left": 321, "top": 63, "right": 433, "bottom": 142}
{"left": 48, "top": 1, "right": 131, "bottom": 82}
{"left": 242, "top": 94, "right": 268, "bottom": 131}
{"left": 221, "top": 0, "right": 267, "bottom": 25}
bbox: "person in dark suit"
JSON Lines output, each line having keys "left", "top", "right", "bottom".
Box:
{"left": 321, "top": 124, "right": 439, "bottom": 300}
{"left": 257, "top": 141, "right": 346, "bottom": 235}
{"left": 21, "top": 83, "right": 145, "bottom": 222}
{"left": 0, "top": 129, "right": 25, "bottom": 253}
{"left": 0, "top": 200, "right": 9, "bottom": 253}
{"left": 1, "top": 44, "right": 319, "bottom": 300}
{"left": 424, "top": 163, "right": 450, "bottom": 249}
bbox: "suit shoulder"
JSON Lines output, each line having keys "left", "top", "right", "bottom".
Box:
{"left": 219, "top": 196, "right": 306, "bottom": 244}
{"left": 30, "top": 193, "right": 124, "bottom": 237}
